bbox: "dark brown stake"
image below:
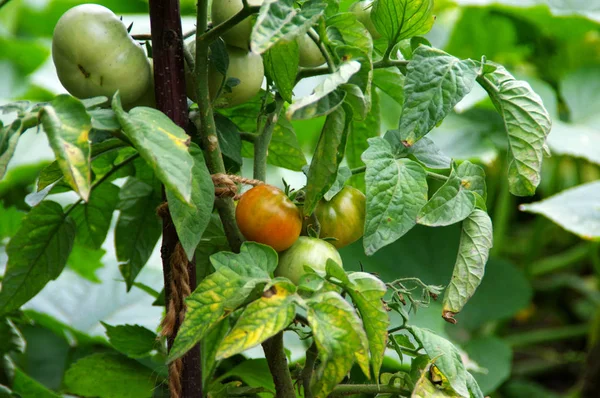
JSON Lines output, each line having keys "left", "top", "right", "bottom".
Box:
{"left": 148, "top": 0, "right": 202, "bottom": 397}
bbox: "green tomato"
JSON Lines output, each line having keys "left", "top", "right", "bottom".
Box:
{"left": 275, "top": 237, "right": 343, "bottom": 285}
{"left": 52, "top": 4, "right": 152, "bottom": 105}
{"left": 349, "top": 0, "right": 381, "bottom": 40}
{"left": 186, "top": 42, "right": 264, "bottom": 108}
{"left": 127, "top": 58, "right": 156, "bottom": 109}
{"left": 297, "top": 33, "right": 325, "bottom": 67}
{"left": 211, "top": 0, "right": 264, "bottom": 49}
{"left": 314, "top": 186, "right": 365, "bottom": 249}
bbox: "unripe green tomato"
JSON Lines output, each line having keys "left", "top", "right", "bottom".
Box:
{"left": 211, "top": 0, "right": 264, "bottom": 49}
{"left": 275, "top": 237, "right": 343, "bottom": 285}
{"left": 127, "top": 58, "right": 156, "bottom": 109}
{"left": 186, "top": 41, "right": 264, "bottom": 108}
{"left": 349, "top": 0, "right": 381, "bottom": 40}
{"left": 314, "top": 186, "right": 365, "bottom": 249}
{"left": 297, "top": 33, "right": 325, "bottom": 67}
{"left": 52, "top": 4, "right": 152, "bottom": 105}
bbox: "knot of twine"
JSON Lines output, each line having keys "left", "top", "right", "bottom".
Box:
{"left": 157, "top": 173, "right": 262, "bottom": 398}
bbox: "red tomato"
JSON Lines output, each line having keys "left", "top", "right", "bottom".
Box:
{"left": 235, "top": 185, "right": 302, "bottom": 252}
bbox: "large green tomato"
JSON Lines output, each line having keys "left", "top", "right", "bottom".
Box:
{"left": 297, "top": 34, "right": 325, "bottom": 67}
{"left": 275, "top": 237, "right": 343, "bottom": 285}
{"left": 52, "top": 4, "right": 152, "bottom": 105}
{"left": 314, "top": 186, "right": 365, "bottom": 249}
{"left": 211, "top": 0, "right": 264, "bottom": 49}
{"left": 349, "top": 0, "right": 381, "bottom": 40}
{"left": 186, "top": 41, "right": 264, "bottom": 108}
{"left": 127, "top": 59, "right": 156, "bottom": 109}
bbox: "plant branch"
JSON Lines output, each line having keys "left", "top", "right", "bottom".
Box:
{"left": 240, "top": 131, "right": 257, "bottom": 142}
{"left": 253, "top": 94, "right": 284, "bottom": 181}
{"left": 301, "top": 342, "right": 318, "bottom": 398}
{"left": 351, "top": 165, "right": 366, "bottom": 175}
{"left": 194, "top": 0, "right": 244, "bottom": 252}
{"left": 262, "top": 333, "right": 296, "bottom": 398}
{"left": 505, "top": 324, "right": 589, "bottom": 348}
{"left": 330, "top": 384, "right": 410, "bottom": 397}
{"left": 297, "top": 58, "right": 409, "bottom": 80}
{"left": 307, "top": 28, "right": 335, "bottom": 73}
{"left": 426, "top": 171, "right": 449, "bottom": 181}
{"left": 196, "top": 5, "right": 261, "bottom": 46}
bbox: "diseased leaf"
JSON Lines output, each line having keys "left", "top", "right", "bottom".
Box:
{"left": 263, "top": 41, "right": 299, "bottom": 103}
{"left": 362, "top": 137, "right": 428, "bottom": 255}
{"left": 210, "top": 242, "right": 278, "bottom": 279}
{"left": 443, "top": 210, "right": 493, "bottom": 323}
{"left": 102, "top": 323, "right": 159, "bottom": 358}
{"left": 41, "top": 95, "right": 92, "bottom": 201}
{"left": 389, "top": 47, "right": 478, "bottom": 147}
{"left": 166, "top": 144, "right": 214, "bottom": 260}
{"left": 456, "top": 161, "right": 486, "bottom": 200}
{"left": 371, "top": 0, "right": 434, "bottom": 44}
{"left": 308, "top": 292, "right": 370, "bottom": 397}
{"left": 216, "top": 280, "right": 296, "bottom": 359}
{"left": 0, "top": 201, "right": 75, "bottom": 316}
{"left": 70, "top": 183, "right": 119, "bottom": 249}
{"left": 478, "top": 64, "right": 552, "bottom": 196}
{"left": 115, "top": 178, "right": 162, "bottom": 290}
{"left": 112, "top": 93, "right": 193, "bottom": 203}
{"left": 251, "top": 0, "right": 327, "bottom": 54}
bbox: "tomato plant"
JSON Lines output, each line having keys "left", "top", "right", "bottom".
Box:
{"left": 235, "top": 184, "right": 302, "bottom": 252}
{"left": 4, "top": 0, "right": 599, "bottom": 398}
{"left": 275, "top": 236, "right": 343, "bottom": 284}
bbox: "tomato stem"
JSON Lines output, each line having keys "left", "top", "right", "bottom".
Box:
{"left": 253, "top": 94, "right": 284, "bottom": 181}
{"left": 196, "top": 4, "right": 261, "bottom": 47}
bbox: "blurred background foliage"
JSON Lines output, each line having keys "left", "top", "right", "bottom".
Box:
{"left": 1, "top": 0, "right": 600, "bottom": 397}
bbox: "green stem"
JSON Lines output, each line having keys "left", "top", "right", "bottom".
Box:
{"left": 196, "top": 5, "right": 261, "bottom": 47}
{"left": 253, "top": 95, "right": 284, "bottom": 181}
{"left": 529, "top": 242, "right": 592, "bottom": 276}
{"left": 330, "top": 384, "right": 410, "bottom": 397}
{"left": 505, "top": 324, "right": 589, "bottom": 348}
{"left": 297, "top": 58, "right": 408, "bottom": 80}
{"left": 426, "top": 171, "right": 449, "bottom": 182}
{"left": 194, "top": 0, "right": 244, "bottom": 252}
{"left": 351, "top": 165, "right": 366, "bottom": 175}
{"left": 301, "top": 342, "right": 318, "bottom": 398}
{"left": 262, "top": 333, "right": 296, "bottom": 398}
{"left": 240, "top": 131, "right": 257, "bottom": 142}
{"left": 307, "top": 29, "right": 336, "bottom": 73}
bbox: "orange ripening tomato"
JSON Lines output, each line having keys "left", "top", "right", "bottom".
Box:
{"left": 314, "top": 186, "right": 365, "bottom": 249}
{"left": 235, "top": 185, "right": 302, "bottom": 252}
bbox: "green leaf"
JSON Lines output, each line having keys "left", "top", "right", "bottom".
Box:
{"left": 409, "top": 326, "right": 469, "bottom": 397}
{"left": 112, "top": 93, "right": 193, "bottom": 203}
{"left": 412, "top": 361, "right": 455, "bottom": 397}
{"left": 456, "top": 161, "right": 487, "bottom": 200}
{"left": 346, "top": 272, "right": 389, "bottom": 380}
{"left": 263, "top": 41, "right": 299, "bottom": 103}
{"left": 168, "top": 267, "right": 259, "bottom": 362}
{"left": 520, "top": 180, "right": 600, "bottom": 240}
{"left": 70, "top": 183, "right": 119, "bottom": 249}
{"left": 102, "top": 323, "right": 159, "bottom": 358}
{"left": 64, "top": 353, "right": 154, "bottom": 398}
{"left": 395, "top": 136, "right": 451, "bottom": 170}
{"left": 308, "top": 292, "right": 370, "bottom": 397}
{"left": 0, "top": 201, "right": 75, "bottom": 316}
{"left": 89, "top": 108, "right": 121, "bottom": 132}
{"left": 12, "top": 368, "right": 61, "bottom": 398}
{"left": 202, "top": 319, "right": 231, "bottom": 387}
{"left": 166, "top": 144, "right": 214, "bottom": 260}
{"left": 389, "top": 47, "right": 478, "bottom": 147}
{"left": 304, "top": 105, "right": 351, "bottom": 215}
{"left": 218, "top": 359, "right": 274, "bottom": 396}
{"left": 371, "top": 0, "right": 434, "bottom": 44}
{"left": 442, "top": 209, "right": 493, "bottom": 323}
{"left": 40, "top": 95, "right": 92, "bottom": 201}
{"left": 0, "top": 205, "right": 23, "bottom": 240}
{"left": 216, "top": 280, "right": 296, "bottom": 359}
{"left": 362, "top": 137, "right": 428, "bottom": 255}
{"left": 478, "top": 64, "right": 552, "bottom": 196}
{"left": 323, "top": 166, "right": 352, "bottom": 201}
{"left": 0, "top": 120, "right": 23, "bottom": 180}
{"left": 346, "top": 89, "right": 380, "bottom": 174}
{"left": 214, "top": 113, "right": 243, "bottom": 167}
{"left": 464, "top": 337, "right": 511, "bottom": 395}
{"left": 251, "top": 0, "right": 327, "bottom": 54}
{"left": 115, "top": 178, "right": 162, "bottom": 290}
{"left": 67, "top": 244, "right": 105, "bottom": 283}
{"left": 417, "top": 168, "right": 476, "bottom": 227}
{"left": 0, "top": 318, "right": 24, "bottom": 355}
{"left": 466, "top": 371, "right": 485, "bottom": 398}
{"left": 210, "top": 242, "right": 278, "bottom": 279}
{"left": 373, "top": 67, "right": 405, "bottom": 105}
{"left": 286, "top": 61, "right": 361, "bottom": 120}
{"left": 326, "top": 12, "right": 374, "bottom": 56}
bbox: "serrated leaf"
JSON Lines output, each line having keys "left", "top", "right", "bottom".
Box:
{"left": 168, "top": 267, "right": 259, "bottom": 362}
{"left": 373, "top": 67, "right": 405, "bottom": 105}
{"left": 0, "top": 120, "right": 23, "bottom": 180}
{"left": 251, "top": 0, "right": 327, "bottom": 54}
{"left": 323, "top": 166, "right": 352, "bottom": 201}
{"left": 287, "top": 61, "right": 361, "bottom": 120}
{"left": 166, "top": 144, "right": 214, "bottom": 260}
{"left": 362, "top": 137, "right": 428, "bottom": 255}
{"left": 64, "top": 353, "right": 153, "bottom": 398}
{"left": 371, "top": 0, "right": 434, "bottom": 44}
{"left": 0, "top": 201, "right": 75, "bottom": 316}
{"left": 115, "top": 178, "right": 162, "bottom": 290}
{"left": 520, "top": 180, "right": 600, "bottom": 240}
{"left": 392, "top": 136, "right": 452, "bottom": 170}
{"left": 389, "top": 47, "right": 478, "bottom": 147}
{"left": 216, "top": 281, "right": 296, "bottom": 359}
{"left": 263, "top": 41, "right": 299, "bottom": 103}
{"left": 304, "top": 105, "right": 351, "bottom": 215}
{"left": 478, "top": 64, "right": 552, "bottom": 196}
{"left": 112, "top": 93, "right": 193, "bottom": 203}
{"left": 442, "top": 210, "right": 493, "bottom": 323}
{"left": 308, "top": 292, "right": 370, "bottom": 397}
{"left": 0, "top": 318, "right": 25, "bottom": 355}
{"left": 417, "top": 169, "right": 476, "bottom": 227}
{"left": 347, "top": 272, "right": 389, "bottom": 379}
{"left": 12, "top": 368, "right": 61, "bottom": 398}
{"left": 89, "top": 108, "right": 120, "bottom": 132}
{"left": 456, "top": 161, "right": 486, "bottom": 200}
{"left": 265, "top": 117, "right": 307, "bottom": 171}
{"left": 326, "top": 12, "right": 373, "bottom": 56}
{"left": 214, "top": 113, "right": 243, "bottom": 167}
{"left": 41, "top": 95, "right": 92, "bottom": 201}
{"left": 70, "top": 183, "right": 119, "bottom": 249}
{"left": 102, "top": 323, "right": 158, "bottom": 358}
{"left": 211, "top": 242, "right": 278, "bottom": 278}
